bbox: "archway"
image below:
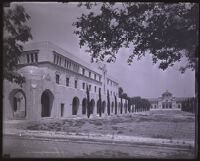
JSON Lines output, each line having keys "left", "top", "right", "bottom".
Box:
{"left": 102, "top": 101, "right": 106, "bottom": 113}
{"left": 41, "top": 89, "right": 54, "bottom": 117}
{"left": 97, "top": 99, "right": 101, "bottom": 114}
{"left": 9, "top": 89, "right": 26, "bottom": 119}
{"left": 82, "top": 98, "right": 87, "bottom": 115}
{"left": 111, "top": 102, "right": 114, "bottom": 113}
{"left": 121, "top": 103, "right": 123, "bottom": 114}
{"left": 118, "top": 102, "right": 121, "bottom": 114}
{"left": 89, "top": 99, "right": 95, "bottom": 114}
{"left": 72, "top": 97, "right": 80, "bottom": 115}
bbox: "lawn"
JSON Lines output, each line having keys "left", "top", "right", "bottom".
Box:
{"left": 16, "top": 110, "right": 196, "bottom": 141}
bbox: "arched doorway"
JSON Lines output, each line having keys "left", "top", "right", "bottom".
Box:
{"left": 9, "top": 89, "right": 26, "bottom": 119}
{"left": 118, "top": 102, "right": 121, "bottom": 114}
{"left": 111, "top": 102, "right": 114, "bottom": 113}
{"left": 72, "top": 97, "right": 80, "bottom": 115}
{"left": 121, "top": 103, "right": 123, "bottom": 114}
{"left": 97, "top": 100, "right": 101, "bottom": 114}
{"left": 41, "top": 89, "right": 54, "bottom": 117}
{"left": 89, "top": 99, "right": 95, "bottom": 114}
{"left": 102, "top": 101, "right": 106, "bottom": 113}
{"left": 82, "top": 98, "right": 87, "bottom": 115}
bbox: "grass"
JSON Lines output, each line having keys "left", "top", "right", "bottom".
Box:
{"left": 11, "top": 110, "right": 195, "bottom": 141}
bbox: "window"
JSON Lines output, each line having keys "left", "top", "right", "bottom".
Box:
{"left": 82, "top": 68, "right": 85, "bottom": 75}
{"left": 35, "top": 53, "right": 38, "bottom": 62}
{"left": 99, "top": 87, "right": 101, "bottom": 93}
{"left": 89, "top": 85, "right": 91, "bottom": 91}
{"left": 31, "top": 53, "right": 34, "bottom": 63}
{"left": 99, "top": 76, "right": 101, "bottom": 82}
{"left": 54, "top": 55, "right": 56, "bottom": 64}
{"left": 75, "top": 80, "right": 77, "bottom": 88}
{"left": 69, "top": 62, "right": 71, "bottom": 69}
{"left": 56, "top": 74, "right": 60, "bottom": 84}
{"left": 82, "top": 82, "right": 85, "bottom": 90}
{"left": 59, "top": 56, "right": 61, "bottom": 65}
{"left": 61, "top": 104, "right": 64, "bottom": 117}
{"left": 57, "top": 55, "right": 59, "bottom": 64}
{"left": 89, "top": 72, "right": 91, "bottom": 78}
{"left": 65, "top": 59, "right": 66, "bottom": 68}
{"left": 66, "top": 77, "right": 69, "bottom": 86}
{"left": 27, "top": 54, "right": 30, "bottom": 63}
{"left": 94, "top": 74, "right": 96, "bottom": 80}
{"left": 95, "top": 86, "right": 96, "bottom": 93}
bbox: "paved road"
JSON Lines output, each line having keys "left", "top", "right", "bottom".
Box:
{"left": 3, "top": 135, "right": 195, "bottom": 159}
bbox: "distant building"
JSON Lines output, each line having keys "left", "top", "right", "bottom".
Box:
{"left": 147, "top": 90, "right": 189, "bottom": 110}
{"left": 3, "top": 41, "right": 130, "bottom": 121}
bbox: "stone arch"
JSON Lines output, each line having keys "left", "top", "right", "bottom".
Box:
{"left": 89, "top": 99, "right": 95, "bottom": 114}
{"left": 102, "top": 101, "right": 106, "bottom": 113}
{"left": 82, "top": 98, "right": 87, "bottom": 115}
{"left": 111, "top": 101, "right": 114, "bottom": 113}
{"left": 72, "top": 97, "right": 80, "bottom": 115}
{"left": 97, "top": 99, "right": 101, "bottom": 114}
{"left": 9, "top": 89, "right": 26, "bottom": 119}
{"left": 41, "top": 89, "right": 54, "bottom": 117}
{"left": 121, "top": 103, "right": 123, "bottom": 114}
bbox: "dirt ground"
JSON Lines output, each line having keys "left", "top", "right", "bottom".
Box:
{"left": 6, "top": 110, "right": 195, "bottom": 141}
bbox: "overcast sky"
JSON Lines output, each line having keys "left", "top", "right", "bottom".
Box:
{"left": 12, "top": 2, "right": 195, "bottom": 98}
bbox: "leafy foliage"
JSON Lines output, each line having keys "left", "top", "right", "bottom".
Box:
{"left": 3, "top": 5, "right": 33, "bottom": 85}
{"left": 107, "top": 91, "right": 110, "bottom": 115}
{"left": 98, "top": 87, "right": 102, "bottom": 117}
{"left": 73, "top": 2, "right": 198, "bottom": 72}
{"left": 86, "top": 85, "right": 90, "bottom": 118}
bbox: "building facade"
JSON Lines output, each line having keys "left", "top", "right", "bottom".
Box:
{"left": 148, "top": 90, "right": 188, "bottom": 110}
{"left": 3, "top": 41, "right": 130, "bottom": 121}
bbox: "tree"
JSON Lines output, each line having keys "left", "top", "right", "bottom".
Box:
{"left": 3, "top": 5, "right": 32, "bottom": 85}
{"left": 107, "top": 91, "right": 110, "bottom": 115}
{"left": 114, "top": 94, "right": 117, "bottom": 115}
{"left": 98, "top": 87, "right": 102, "bottom": 117}
{"left": 73, "top": 2, "right": 198, "bottom": 73}
{"left": 86, "top": 85, "right": 90, "bottom": 118}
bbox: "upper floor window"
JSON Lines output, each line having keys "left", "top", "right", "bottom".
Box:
{"left": 99, "top": 87, "right": 101, "bottom": 93}
{"left": 31, "top": 53, "right": 34, "bottom": 63}
{"left": 35, "top": 53, "right": 38, "bottom": 62}
{"left": 65, "top": 59, "right": 67, "bottom": 68}
{"left": 94, "top": 74, "right": 96, "bottom": 80}
{"left": 94, "top": 86, "right": 96, "bottom": 93}
{"left": 59, "top": 56, "right": 61, "bottom": 66}
{"left": 54, "top": 55, "right": 56, "bottom": 64}
{"left": 27, "top": 54, "right": 30, "bottom": 63}
{"left": 99, "top": 76, "right": 101, "bottom": 82}
{"left": 75, "top": 80, "right": 77, "bottom": 88}
{"left": 82, "top": 68, "right": 85, "bottom": 75}
{"left": 56, "top": 74, "right": 60, "bottom": 84}
{"left": 56, "top": 55, "right": 59, "bottom": 64}
{"left": 82, "top": 82, "right": 85, "bottom": 90}
{"left": 66, "top": 77, "right": 69, "bottom": 86}
{"left": 89, "top": 72, "right": 91, "bottom": 78}
{"left": 89, "top": 84, "right": 91, "bottom": 91}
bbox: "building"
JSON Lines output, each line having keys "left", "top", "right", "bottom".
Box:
{"left": 148, "top": 90, "right": 188, "bottom": 110}
{"left": 3, "top": 41, "right": 130, "bottom": 121}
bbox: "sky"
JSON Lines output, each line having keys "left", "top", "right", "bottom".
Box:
{"left": 11, "top": 2, "right": 195, "bottom": 98}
